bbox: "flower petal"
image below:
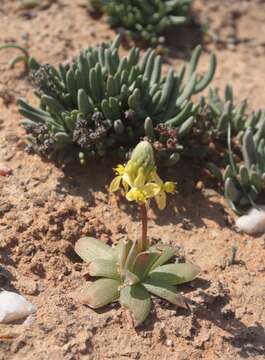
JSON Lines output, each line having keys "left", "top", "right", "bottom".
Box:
{"left": 126, "top": 188, "right": 146, "bottom": 202}
{"left": 143, "top": 183, "right": 160, "bottom": 198}
{"left": 134, "top": 168, "right": 146, "bottom": 187}
{"left": 122, "top": 180, "right": 129, "bottom": 194}
{"left": 109, "top": 176, "right": 121, "bottom": 192}
{"left": 122, "top": 173, "right": 132, "bottom": 188}
{"left": 125, "top": 188, "right": 136, "bottom": 202}
{"left": 155, "top": 191, "right": 167, "bottom": 210}
{"left": 163, "top": 181, "right": 176, "bottom": 194}
{"left": 114, "top": 164, "right": 125, "bottom": 175}
{"left": 150, "top": 169, "right": 163, "bottom": 185}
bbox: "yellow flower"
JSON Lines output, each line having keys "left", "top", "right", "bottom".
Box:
{"left": 126, "top": 183, "right": 160, "bottom": 203}
{"left": 109, "top": 141, "right": 176, "bottom": 209}
{"left": 149, "top": 170, "right": 176, "bottom": 210}
{"left": 163, "top": 181, "right": 176, "bottom": 194}
{"left": 109, "top": 164, "right": 125, "bottom": 192}
{"left": 115, "top": 164, "right": 125, "bottom": 176}
{"left": 109, "top": 161, "right": 137, "bottom": 193}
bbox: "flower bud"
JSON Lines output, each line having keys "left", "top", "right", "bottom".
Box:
{"left": 130, "top": 141, "right": 155, "bottom": 174}
{"left": 163, "top": 182, "right": 176, "bottom": 194}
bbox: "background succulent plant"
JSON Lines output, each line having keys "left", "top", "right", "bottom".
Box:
{"left": 199, "top": 85, "right": 265, "bottom": 142}
{"left": 0, "top": 43, "right": 40, "bottom": 73}
{"left": 195, "top": 85, "right": 265, "bottom": 193}
{"left": 87, "top": 0, "right": 104, "bottom": 16}
{"left": 18, "top": 0, "right": 56, "bottom": 10}
{"left": 224, "top": 127, "right": 265, "bottom": 213}
{"left": 18, "top": 36, "right": 216, "bottom": 165}
{"left": 88, "top": 0, "right": 192, "bottom": 46}
{"left": 75, "top": 236, "right": 200, "bottom": 327}
{"left": 197, "top": 85, "right": 248, "bottom": 142}
{"left": 242, "top": 109, "right": 265, "bottom": 144}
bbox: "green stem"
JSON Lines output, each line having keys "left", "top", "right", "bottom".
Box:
{"left": 139, "top": 202, "right": 148, "bottom": 252}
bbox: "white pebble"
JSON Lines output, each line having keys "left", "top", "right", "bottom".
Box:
{"left": 166, "top": 339, "right": 173, "bottom": 347}
{"left": 0, "top": 291, "right": 36, "bottom": 323}
{"left": 236, "top": 206, "right": 265, "bottom": 234}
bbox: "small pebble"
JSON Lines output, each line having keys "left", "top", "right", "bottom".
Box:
{"left": 0, "top": 165, "right": 12, "bottom": 176}
{"left": 166, "top": 339, "right": 173, "bottom": 347}
{"left": 0, "top": 291, "right": 36, "bottom": 323}
{"left": 236, "top": 206, "right": 265, "bottom": 234}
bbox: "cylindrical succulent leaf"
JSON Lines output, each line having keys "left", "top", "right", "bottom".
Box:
{"left": 242, "top": 129, "right": 257, "bottom": 170}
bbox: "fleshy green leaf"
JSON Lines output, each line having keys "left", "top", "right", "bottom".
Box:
{"left": 132, "top": 251, "right": 161, "bottom": 279}
{"left": 75, "top": 237, "right": 115, "bottom": 263}
{"left": 115, "top": 238, "right": 133, "bottom": 269}
{"left": 143, "top": 278, "right": 187, "bottom": 309}
{"left": 124, "top": 240, "right": 138, "bottom": 271}
{"left": 123, "top": 270, "right": 140, "bottom": 286}
{"left": 120, "top": 284, "right": 151, "bottom": 327}
{"left": 149, "top": 244, "right": 176, "bottom": 271}
{"left": 80, "top": 278, "right": 120, "bottom": 309}
{"left": 149, "top": 263, "right": 200, "bottom": 285}
{"left": 88, "top": 259, "right": 119, "bottom": 280}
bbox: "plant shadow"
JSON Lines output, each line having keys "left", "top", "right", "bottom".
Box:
{"left": 116, "top": 11, "right": 205, "bottom": 61}
{"left": 0, "top": 238, "right": 18, "bottom": 267}
{"left": 151, "top": 160, "right": 227, "bottom": 229}
{"left": 189, "top": 285, "right": 265, "bottom": 358}
{"left": 164, "top": 18, "right": 205, "bottom": 60}
{"left": 0, "top": 265, "right": 17, "bottom": 291}
{"left": 56, "top": 156, "right": 117, "bottom": 205}
{"left": 117, "top": 159, "right": 226, "bottom": 229}
{"left": 56, "top": 158, "right": 227, "bottom": 230}
{"left": 141, "top": 278, "right": 265, "bottom": 357}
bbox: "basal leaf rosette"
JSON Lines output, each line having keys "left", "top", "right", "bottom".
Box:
{"left": 75, "top": 236, "right": 200, "bottom": 327}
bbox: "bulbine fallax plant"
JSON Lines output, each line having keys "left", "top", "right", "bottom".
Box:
{"left": 0, "top": 44, "right": 40, "bottom": 73}
{"left": 75, "top": 141, "right": 200, "bottom": 326}
{"left": 18, "top": 36, "right": 216, "bottom": 165}
{"left": 89, "top": 0, "right": 192, "bottom": 46}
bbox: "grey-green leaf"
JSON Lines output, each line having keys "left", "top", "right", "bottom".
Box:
{"left": 88, "top": 259, "right": 119, "bottom": 280}
{"left": 122, "top": 270, "right": 140, "bottom": 286}
{"left": 132, "top": 251, "right": 161, "bottom": 280}
{"left": 80, "top": 279, "right": 120, "bottom": 309}
{"left": 75, "top": 237, "right": 115, "bottom": 263}
{"left": 116, "top": 238, "right": 133, "bottom": 270}
{"left": 149, "top": 263, "right": 200, "bottom": 285}
{"left": 124, "top": 240, "right": 138, "bottom": 272}
{"left": 120, "top": 284, "right": 151, "bottom": 327}
{"left": 143, "top": 278, "right": 187, "bottom": 309}
{"left": 149, "top": 244, "right": 176, "bottom": 271}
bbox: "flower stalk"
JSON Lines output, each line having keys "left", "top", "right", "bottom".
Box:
{"left": 140, "top": 203, "right": 148, "bottom": 252}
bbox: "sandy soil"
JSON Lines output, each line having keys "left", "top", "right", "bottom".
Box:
{"left": 0, "top": 0, "right": 265, "bottom": 359}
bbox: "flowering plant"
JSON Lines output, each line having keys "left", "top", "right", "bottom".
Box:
{"left": 75, "top": 141, "right": 200, "bottom": 326}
